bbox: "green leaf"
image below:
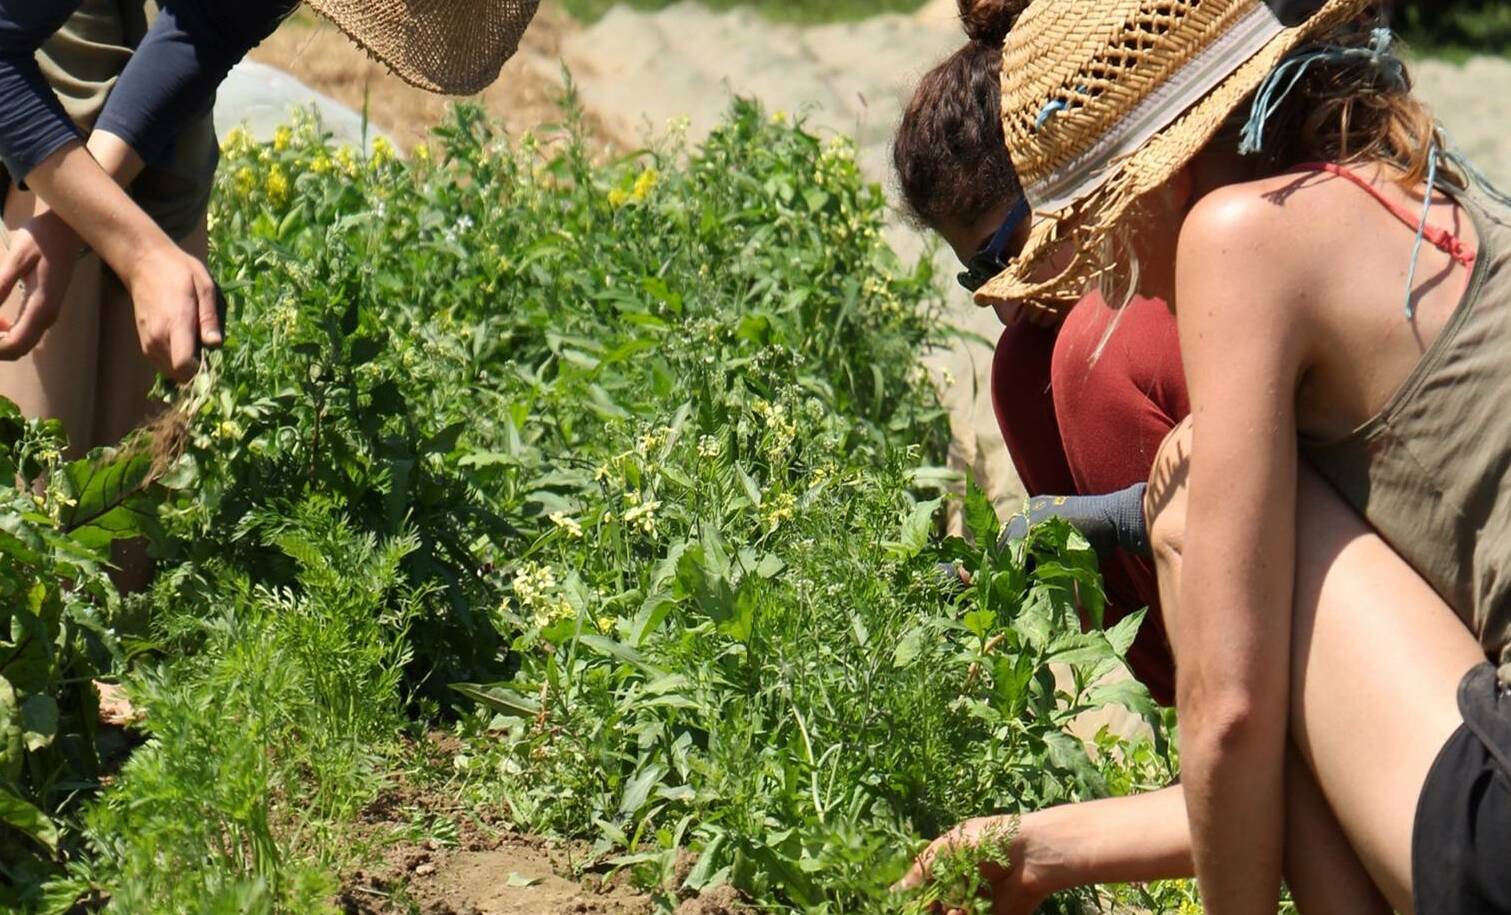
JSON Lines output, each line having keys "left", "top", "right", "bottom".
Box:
{"left": 1086, "top": 678, "right": 1156, "bottom": 717}
{"left": 0, "top": 789, "right": 58, "bottom": 852}
{"left": 59, "top": 450, "right": 161, "bottom": 550}
{"left": 505, "top": 872, "right": 541, "bottom": 888}
{"left": 449, "top": 682, "right": 540, "bottom": 718}
{"left": 964, "top": 479, "right": 1001, "bottom": 549}
{"left": 19, "top": 695, "right": 57, "bottom": 753}
{"left": 735, "top": 463, "right": 762, "bottom": 509}
{"left": 619, "top": 763, "right": 667, "bottom": 818}
{"left": 962, "top": 609, "right": 996, "bottom": 641}
{"left": 885, "top": 497, "right": 940, "bottom": 560}
{"left": 1104, "top": 608, "right": 1146, "bottom": 657}
{"left": 1043, "top": 731, "right": 1108, "bottom": 799}
{"left": 892, "top": 627, "right": 925, "bottom": 668}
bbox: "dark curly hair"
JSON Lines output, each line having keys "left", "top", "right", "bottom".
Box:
{"left": 893, "top": 0, "right": 1030, "bottom": 232}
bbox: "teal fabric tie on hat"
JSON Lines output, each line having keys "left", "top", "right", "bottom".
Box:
{"left": 1238, "top": 27, "right": 1405, "bottom": 156}
{"left": 1238, "top": 28, "right": 1440, "bottom": 320}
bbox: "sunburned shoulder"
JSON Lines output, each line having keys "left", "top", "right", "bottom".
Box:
{"left": 1175, "top": 172, "right": 1353, "bottom": 313}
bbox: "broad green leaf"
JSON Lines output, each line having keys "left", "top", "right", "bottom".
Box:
{"left": 619, "top": 763, "right": 667, "bottom": 817}
{"left": 19, "top": 695, "right": 56, "bottom": 753}
{"left": 0, "top": 789, "right": 58, "bottom": 852}
{"left": 892, "top": 627, "right": 925, "bottom": 668}
{"left": 963, "top": 480, "right": 1000, "bottom": 549}
{"left": 885, "top": 497, "right": 940, "bottom": 561}
{"left": 1086, "top": 678, "right": 1156, "bottom": 717}
{"left": 1104, "top": 608, "right": 1147, "bottom": 657}
{"left": 58, "top": 450, "right": 161, "bottom": 550}
{"left": 449, "top": 682, "right": 540, "bottom": 718}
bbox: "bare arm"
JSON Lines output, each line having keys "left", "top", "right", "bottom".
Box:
{"left": 1172, "top": 189, "right": 1311, "bottom": 914}
{"left": 18, "top": 141, "right": 219, "bottom": 380}
{"left": 897, "top": 787, "right": 1194, "bottom": 912}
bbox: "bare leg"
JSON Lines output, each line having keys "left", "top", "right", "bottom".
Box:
{"left": 0, "top": 187, "right": 102, "bottom": 457}
{"left": 90, "top": 220, "right": 205, "bottom": 449}
{"left": 1148, "top": 422, "right": 1392, "bottom": 913}
{"left": 1149, "top": 420, "right": 1483, "bottom": 913}
{"left": 92, "top": 219, "right": 207, "bottom": 595}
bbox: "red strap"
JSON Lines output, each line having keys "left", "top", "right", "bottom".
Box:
{"left": 1290, "top": 162, "right": 1477, "bottom": 268}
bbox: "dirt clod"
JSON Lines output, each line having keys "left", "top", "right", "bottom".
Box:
{"left": 674, "top": 885, "right": 750, "bottom": 915}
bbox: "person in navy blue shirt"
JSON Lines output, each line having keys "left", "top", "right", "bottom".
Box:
{"left": 0, "top": 0, "right": 540, "bottom": 397}
{"left": 0, "top": 2, "right": 299, "bottom": 391}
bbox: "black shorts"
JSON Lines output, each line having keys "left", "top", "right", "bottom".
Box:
{"left": 1413, "top": 663, "right": 1511, "bottom": 915}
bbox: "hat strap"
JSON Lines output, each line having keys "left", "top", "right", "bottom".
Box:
{"left": 1238, "top": 27, "right": 1406, "bottom": 157}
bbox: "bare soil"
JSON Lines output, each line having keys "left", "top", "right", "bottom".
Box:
{"left": 336, "top": 736, "right": 749, "bottom": 915}
{"left": 250, "top": 5, "right": 587, "bottom": 151}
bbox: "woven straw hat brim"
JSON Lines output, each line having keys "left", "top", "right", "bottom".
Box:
{"left": 976, "top": 0, "right": 1372, "bottom": 309}
{"left": 304, "top": 0, "right": 541, "bottom": 96}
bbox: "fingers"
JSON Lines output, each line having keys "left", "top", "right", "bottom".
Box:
{"left": 0, "top": 289, "right": 63, "bottom": 360}
{"left": 0, "top": 259, "right": 64, "bottom": 360}
{"left": 0, "top": 242, "right": 29, "bottom": 306}
{"left": 195, "top": 269, "right": 224, "bottom": 351}
{"left": 166, "top": 315, "right": 200, "bottom": 383}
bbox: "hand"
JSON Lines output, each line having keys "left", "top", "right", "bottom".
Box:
{"left": 0, "top": 210, "right": 85, "bottom": 359}
{"left": 1000, "top": 483, "right": 1151, "bottom": 558}
{"left": 895, "top": 815, "right": 1048, "bottom": 915}
{"left": 121, "top": 242, "right": 224, "bottom": 383}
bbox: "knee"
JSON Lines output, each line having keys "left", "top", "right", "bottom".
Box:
{"left": 1145, "top": 419, "right": 1193, "bottom": 568}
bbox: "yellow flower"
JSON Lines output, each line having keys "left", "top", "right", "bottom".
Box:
{"left": 596, "top": 615, "right": 615, "bottom": 634}
{"left": 220, "top": 126, "right": 253, "bottom": 157}
{"left": 630, "top": 167, "right": 658, "bottom": 203}
{"left": 414, "top": 142, "right": 431, "bottom": 164}
{"left": 622, "top": 496, "right": 662, "bottom": 537}
{"left": 265, "top": 165, "right": 290, "bottom": 206}
{"left": 335, "top": 145, "right": 359, "bottom": 178}
{"left": 762, "top": 491, "right": 798, "bottom": 531}
{"left": 607, "top": 187, "right": 630, "bottom": 209}
{"left": 549, "top": 512, "right": 584, "bottom": 539}
{"left": 273, "top": 126, "right": 293, "bottom": 152}
{"left": 310, "top": 153, "right": 333, "bottom": 175}
{"left": 370, "top": 136, "right": 396, "bottom": 169}
{"left": 233, "top": 165, "right": 256, "bottom": 200}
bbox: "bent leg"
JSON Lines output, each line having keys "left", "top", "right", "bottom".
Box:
{"left": 1149, "top": 420, "right": 1484, "bottom": 913}
{"left": 0, "top": 187, "right": 102, "bottom": 456}
{"left": 1286, "top": 467, "right": 1483, "bottom": 911}
{"left": 1148, "top": 420, "right": 1394, "bottom": 913}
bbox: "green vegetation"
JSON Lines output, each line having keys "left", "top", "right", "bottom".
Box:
{"left": 0, "top": 97, "right": 1191, "bottom": 912}
{"left": 1399, "top": 0, "right": 1511, "bottom": 57}
{"left": 556, "top": 0, "right": 929, "bottom": 26}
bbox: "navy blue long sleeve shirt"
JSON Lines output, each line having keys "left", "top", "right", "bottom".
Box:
{"left": 0, "top": 0, "right": 296, "bottom": 183}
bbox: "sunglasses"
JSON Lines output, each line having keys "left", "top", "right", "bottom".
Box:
{"left": 956, "top": 197, "right": 1031, "bottom": 293}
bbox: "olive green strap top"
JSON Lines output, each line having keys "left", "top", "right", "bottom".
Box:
{"left": 1300, "top": 163, "right": 1511, "bottom": 688}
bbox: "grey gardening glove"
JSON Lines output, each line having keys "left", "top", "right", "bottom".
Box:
{"left": 1000, "top": 482, "right": 1151, "bottom": 558}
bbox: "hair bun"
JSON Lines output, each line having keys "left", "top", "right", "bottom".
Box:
{"left": 957, "top": 0, "right": 1031, "bottom": 46}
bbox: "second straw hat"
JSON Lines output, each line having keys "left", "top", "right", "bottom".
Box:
{"left": 303, "top": 0, "right": 542, "bottom": 96}
{"left": 977, "top": 0, "right": 1375, "bottom": 307}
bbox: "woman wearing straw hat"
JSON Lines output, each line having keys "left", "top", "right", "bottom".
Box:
{"left": 897, "top": 3, "right": 1412, "bottom": 912}
{"left": 0, "top": 0, "right": 539, "bottom": 438}
{"left": 895, "top": 0, "right": 1188, "bottom": 711}
{"left": 904, "top": 0, "right": 1511, "bottom": 912}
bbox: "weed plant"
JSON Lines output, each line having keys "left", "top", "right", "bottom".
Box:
{"left": 0, "top": 96, "right": 1183, "bottom": 911}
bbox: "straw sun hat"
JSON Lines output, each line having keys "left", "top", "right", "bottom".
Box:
{"left": 976, "top": 0, "right": 1377, "bottom": 308}
{"left": 303, "top": 0, "right": 542, "bottom": 95}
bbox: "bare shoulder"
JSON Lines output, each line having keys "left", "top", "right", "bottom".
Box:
{"left": 1175, "top": 172, "right": 1350, "bottom": 321}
